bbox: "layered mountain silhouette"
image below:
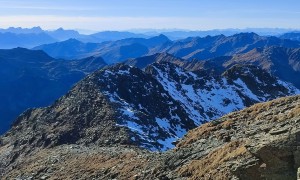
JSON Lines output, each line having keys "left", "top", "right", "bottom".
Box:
{"left": 0, "top": 48, "right": 107, "bottom": 134}
{"left": 166, "top": 32, "right": 300, "bottom": 60}
{"left": 0, "top": 32, "right": 57, "bottom": 49}
{"left": 34, "top": 34, "right": 171, "bottom": 63}
{"left": 0, "top": 27, "right": 150, "bottom": 49}
{"left": 173, "top": 46, "right": 300, "bottom": 89}
{"left": 85, "top": 31, "right": 148, "bottom": 42}
{"left": 33, "top": 39, "right": 102, "bottom": 59}
{"left": 280, "top": 32, "right": 300, "bottom": 42}
{"left": 0, "top": 27, "right": 45, "bottom": 34}
{"left": 34, "top": 33, "right": 300, "bottom": 64}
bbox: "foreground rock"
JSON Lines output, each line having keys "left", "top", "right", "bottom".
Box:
{"left": 172, "top": 95, "right": 300, "bottom": 179}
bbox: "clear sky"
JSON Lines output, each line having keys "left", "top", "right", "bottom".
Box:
{"left": 0, "top": 0, "right": 300, "bottom": 31}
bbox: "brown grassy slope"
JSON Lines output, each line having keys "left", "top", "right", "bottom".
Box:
{"left": 175, "top": 95, "right": 300, "bottom": 180}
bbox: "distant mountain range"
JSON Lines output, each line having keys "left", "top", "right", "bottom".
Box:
{"left": 129, "top": 28, "right": 298, "bottom": 39}
{"left": 33, "top": 34, "right": 172, "bottom": 62}
{"left": 33, "top": 39, "right": 102, "bottom": 59}
{"left": 0, "top": 27, "right": 45, "bottom": 34}
{"left": 0, "top": 27, "right": 149, "bottom": 49}
{"left": 1, "top": 26, "right": 300, "bottom": 49}
{"left": 0, "top": 48, "right": 106, "bottom": 134}
{"left": 280, "top": 32, "right": 300, "bottom": 41}
{"left": 166, "top": 46, "right": 300, "bottom": 89}
{"left": 0, "top": 32, "right": 57, "bottom": 49}
{"left": 34, "top": 33, "right": 300, "bottom": 64}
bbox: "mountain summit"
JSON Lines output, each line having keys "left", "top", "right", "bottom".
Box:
{"left": 1, "top": 59, "right": 298, "bottom": 153}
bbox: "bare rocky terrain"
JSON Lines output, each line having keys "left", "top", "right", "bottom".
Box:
{"left": 1, "top": 95, "right": 300, "bottom": 179}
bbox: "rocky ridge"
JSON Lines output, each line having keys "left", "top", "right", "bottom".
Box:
{"left": 0, "top": 59, "right": 299, "bottom": 150}
{"left": 176, "top": 46, "right": 300, "bottom": 89}
{"left": 1, "top": 61, "right": 299, "bottom": 151}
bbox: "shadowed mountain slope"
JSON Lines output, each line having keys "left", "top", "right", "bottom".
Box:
{"left": 0, "top": 48, "right": 107, "bottom": 134}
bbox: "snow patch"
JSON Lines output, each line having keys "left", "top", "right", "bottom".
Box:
{"left": 233, "top": 78, "right": 260, "bottom": 101}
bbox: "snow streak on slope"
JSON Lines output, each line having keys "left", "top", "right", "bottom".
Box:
{"left": 151, "top": 64, "right": 247, "bottom": 124}
{"left": 99, "top": 65, "right": 193, "bottom": 151}
{"left": 98, "top": 63, "right": 300, "bottom": 151}
{"left": 150, "top": 63, "right": 300, "bottom": 124}
{"left": 277, "top": 80, "right": 300, "bottom": 94}
{"left": 233, "top": 78, "right": 261, "bottom": 101}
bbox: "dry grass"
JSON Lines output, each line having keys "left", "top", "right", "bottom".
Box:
{"left": 288, "top": 106, "right": 300, "bottom": 118}
{"left": 176, "top": 123, "right": 217, "bottom": 148}
{"left": 3, "top": 147, "right": 152, "bottom": 180}
{"left": 177, "top": 141, "right": 250, "bottom": 180}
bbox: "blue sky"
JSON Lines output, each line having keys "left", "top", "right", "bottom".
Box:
{"left": 0, "top": 0, "right": 300, "bottom": 31}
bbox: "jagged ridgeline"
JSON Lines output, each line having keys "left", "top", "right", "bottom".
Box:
{"left": 34, "top": 32, "right": 300, "bottom": 63}
{"left": 1, "top": 59, "right": 299, "bottom": 152}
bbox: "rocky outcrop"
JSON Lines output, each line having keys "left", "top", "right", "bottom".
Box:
{"left": 173, "top": 95, "right": 300, "bottom": 179}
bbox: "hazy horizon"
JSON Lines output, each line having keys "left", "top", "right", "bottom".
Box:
{"left": 1, "top": 0, "right": 300, "bottom": 31}
{"left": 1, "top": 26, "right": 299, "bottom": 36}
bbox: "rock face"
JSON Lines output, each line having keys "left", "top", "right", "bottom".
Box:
{"left": 96, "top": 64, "right": 195, "bottom": 150}
{"left": 1, "top": 94, "right": 300, "bottom": 179}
